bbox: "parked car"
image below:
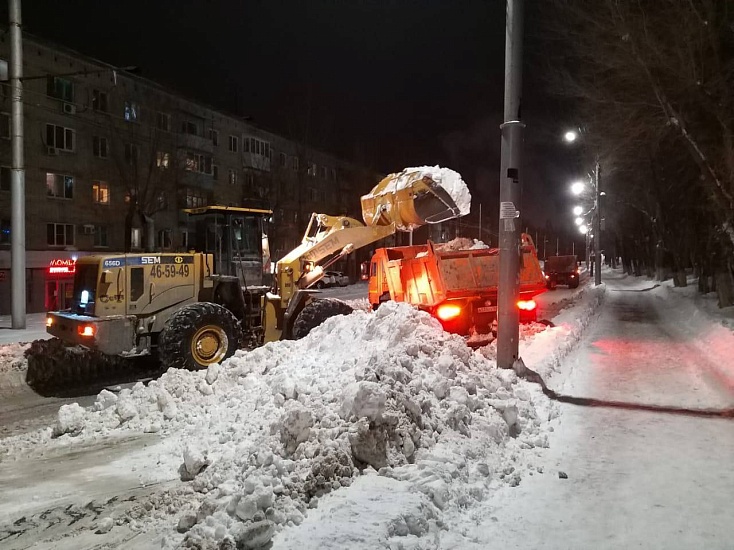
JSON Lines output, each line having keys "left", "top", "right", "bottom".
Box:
{"left": 325, "top": 271, "right": 350, "bottom": 287}
{"left": 544, "top": 255, "right": 580, "bottom": 289}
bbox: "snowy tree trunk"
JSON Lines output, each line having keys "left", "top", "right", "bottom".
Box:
{"left": 715, "top": 262, "right": 734, "bottom": 308}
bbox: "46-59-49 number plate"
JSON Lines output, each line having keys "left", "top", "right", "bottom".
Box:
{"left": 477, "top": 305, "right": 497, "bottom": 313}
{"left": 150, "top": 264, "right": 190, "bottom": 278}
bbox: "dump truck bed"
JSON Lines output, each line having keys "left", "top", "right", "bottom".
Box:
{"left": 373, "top": 241, "right": 547, "bottom": 308}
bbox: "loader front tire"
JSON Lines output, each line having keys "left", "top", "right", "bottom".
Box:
{"left": 158, "top": 302, "right": 240, "bottom": 370}
{"left": 292, "top": 298, "right": 354, "bottom": 339}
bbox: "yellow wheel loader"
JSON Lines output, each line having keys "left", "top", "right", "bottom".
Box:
{"left": 31, "top": 168, "right": 466, "bottom": 389}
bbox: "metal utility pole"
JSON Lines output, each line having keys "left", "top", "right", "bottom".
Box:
{"left": 9, "top": 0, "right": 25, "bottom": 329}
{"left": 594, "top": 160, "right": 601, "bottom": 285}
{"left": 497, "top": 0, "right": 524, "bottom": 370}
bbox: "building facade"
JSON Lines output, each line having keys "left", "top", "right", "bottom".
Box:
{"left": 0, "top": 31, "right": 378, "bottom": 314}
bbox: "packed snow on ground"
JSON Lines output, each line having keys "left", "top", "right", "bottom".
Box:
{"left": 0, "top": 285, "right": 608, "bottom": 549}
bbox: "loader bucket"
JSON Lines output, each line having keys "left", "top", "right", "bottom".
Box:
{"left": 361, "top": 168, "right": 469, "bottom": 230}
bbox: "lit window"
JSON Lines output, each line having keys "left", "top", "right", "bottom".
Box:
{"left": 92, "top": 181, "right": 109, "bottom": 204}
{"left": 156, "top": 151, "right": 170, "bottom": 169}
{"left": 46, "top": 173, "right": 74, "bottom": 199}
{"left": 124, "top": 101, "right": 139, "bottom": 122}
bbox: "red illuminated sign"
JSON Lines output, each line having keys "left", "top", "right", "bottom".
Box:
{"left": 48, "top": 258, "right": 76, "bottom": 276}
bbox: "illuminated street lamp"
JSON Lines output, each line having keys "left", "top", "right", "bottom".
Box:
{"left": 573, "top": 205, "right": 583, "bottom": 216}
{"left": 574, "top": 216, "right": 584, "bottom": 226}
{"left": 564, "top": 130, "right": 578, "bottom": 143}
{"left": 564, "top": 129, "right": 602, "bottom": 286}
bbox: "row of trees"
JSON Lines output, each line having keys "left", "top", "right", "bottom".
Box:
{"left": 542, "top": 0, "right": 734, "bottom": 306}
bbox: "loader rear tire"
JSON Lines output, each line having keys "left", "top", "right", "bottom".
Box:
{"left": 293, "top": 298, "right": 354, "bottom": 339}
{"left": 158, "top": 302, "right": 240, "bottom": 371}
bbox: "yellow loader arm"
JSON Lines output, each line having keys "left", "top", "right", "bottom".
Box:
{"left": 275, "top": 169, "right": 467, "bottom": 304}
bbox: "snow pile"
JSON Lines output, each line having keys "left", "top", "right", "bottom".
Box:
{"left": 36, "top": 302, "right": 549, "bottom": 548}
{"left": 0, "top": 342, "right": 29, "bottom": 375}
{"left": 435, "top": 237, "right": 491, "bottom": 252}
{"left": 0, "top": 342, "right": 30, "bottom": 390}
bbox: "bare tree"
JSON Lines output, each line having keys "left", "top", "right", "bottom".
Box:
{"left": 541, "top": 0, "right": 734, "bottom": 305}
{"left": 108, "top": 118, "right": 182, "bottom": 252}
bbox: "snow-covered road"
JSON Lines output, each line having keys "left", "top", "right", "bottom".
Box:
{"left": 2, "top": 269, "right": 733, "bottom": 549}
{"left": 465, "top": 271, "right": 734, "bottom": 550}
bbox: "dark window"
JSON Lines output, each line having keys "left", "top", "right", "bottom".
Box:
{"left": 47, "top": 77, "right": 74, "bottom": 102}
{"left": 124, "top": 143, "right": 139, "bottom": 164}
{"left": 0, "top": 218, "right": 9, "bottom": 244}
{"left": 94, "top": 225, "right": 108, "bottom": 247}
{"left": 46, "top": 223, "right": 74, "bottom": 246}
{"left": 209, "top": 128, "right": 218, "bottom": 146}
{"left": 228, "top": 135, "right": 239, "bottom": 153}
{"left": 93, "top": 136, "right": 108, "bottom": 158}
{"left": 157, "top": 112, "right": 171, "bottom": 131}
{"left": 130, "top": 267, "right": 144, "bottom": 301}
{"left": 46, "top": 124, "right": 75, "bottom": 151}
{"left": 92, "top": 89, "right": 108, "bottom": 112}
{"left": 182, "top": 120, "right": 198, "bottom": 136}
{"left": 0, "top": 113, "right": 9, "bottom": 139}
{"left": 0, "top": 166, "right": 9, "bottom": 191}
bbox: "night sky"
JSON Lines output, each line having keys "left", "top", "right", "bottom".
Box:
{"left": 6, "top": 0, "right": 581, "bottom": 232}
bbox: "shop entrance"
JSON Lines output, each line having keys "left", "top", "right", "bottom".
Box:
{"left": 45, "top": 280, "right": 74, "bottom": 311}
{"left": 45, "top": 258, "right": 77, "bottom": 312}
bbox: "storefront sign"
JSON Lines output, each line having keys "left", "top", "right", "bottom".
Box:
{"left": 48, "top": 258, "right": 76, "bottom": 276}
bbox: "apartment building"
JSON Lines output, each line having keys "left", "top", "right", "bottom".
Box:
{"left": 0, "top": 31, "right": 378, "bottom": 314}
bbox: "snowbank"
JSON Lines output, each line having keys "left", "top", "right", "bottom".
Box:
{"left": 3, "top": 303, "right": 554, "bottom": 548}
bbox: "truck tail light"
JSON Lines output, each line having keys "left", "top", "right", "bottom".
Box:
{"left": 78, "top": 324, "right": 96, "bottom": 337}
{"left": 517, "top": 300, "right": 537, "bottom": 311}
{"left": 436, "top": 303, "right": 462, "bottom": 321}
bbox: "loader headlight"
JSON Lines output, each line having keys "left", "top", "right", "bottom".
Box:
{"left": 46, "top": 316, "right": 53, "bottom": 328}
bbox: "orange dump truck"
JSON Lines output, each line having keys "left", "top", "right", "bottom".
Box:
{"left": 368, "top": 234, "right": 547, "bottom": 335}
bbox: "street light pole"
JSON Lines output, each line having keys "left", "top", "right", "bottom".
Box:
{"left": 9, "top": 0, "right": 25, "bottom": 329}
{"left": 497, "top": 0, "right": 524, "bottom": 370}
{"left": 594, "top": 159, "right": 601, "bottom": 286}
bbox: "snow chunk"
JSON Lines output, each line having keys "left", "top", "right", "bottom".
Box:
{"left": 340, "top": 381, "right": 386, "bottom": 421}
{"left": 53, "top": 403, "right": 87, "bottom": 437}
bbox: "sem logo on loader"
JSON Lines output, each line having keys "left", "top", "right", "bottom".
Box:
{"left": 141, "top": 256, "right": 161, "bottom": 265}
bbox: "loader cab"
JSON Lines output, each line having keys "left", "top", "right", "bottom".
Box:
{"left": 184, "top": 206, "right": 273, "bottom": 287}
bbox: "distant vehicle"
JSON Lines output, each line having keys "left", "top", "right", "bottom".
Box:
{"left": 325, "top": 271, "right": 350, "bottom": 287}
{"left": 544, "top": 254, "right": 580, "bottom": 289}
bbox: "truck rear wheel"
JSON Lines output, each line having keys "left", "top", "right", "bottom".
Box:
{"left": 158, "top": 302, "right": 240, "bottom": 370}
{"left": 293, "top": 298, "right": 354, "bottom": 339}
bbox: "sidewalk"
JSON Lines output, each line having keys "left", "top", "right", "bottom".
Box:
{"left": 0, "top": 313, "right": 51, "bottom": 345}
